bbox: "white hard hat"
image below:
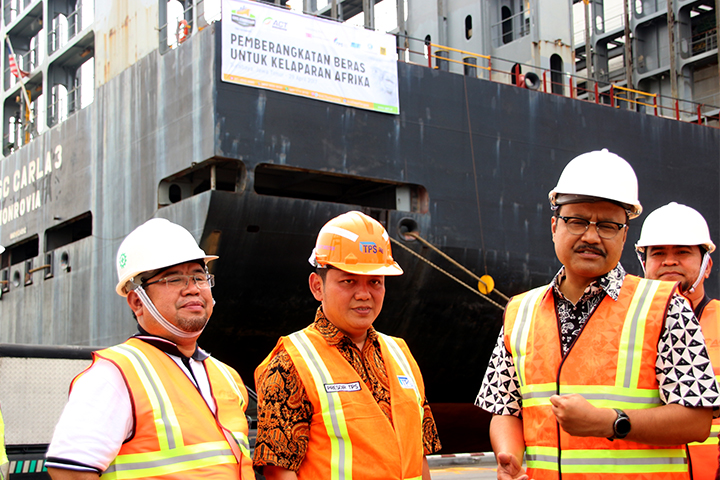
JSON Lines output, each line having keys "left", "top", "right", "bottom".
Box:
{"left": 635, "top": 202, "right": 715, "bottom": 254}
{"left": 116, "top": 218, "right": 217, "bottom": 296}
{"left": 0, "top": 245, "right": 4, "bottom": 254}
{"left": 548, "top": 149, "right": 642, "bottom": 219}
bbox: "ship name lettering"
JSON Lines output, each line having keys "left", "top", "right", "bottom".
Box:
{"left": 4, "top": 145, "right": 61, "bottom": 198}
{"left": 0, "top": 191, "right": 41, "bottom": 226}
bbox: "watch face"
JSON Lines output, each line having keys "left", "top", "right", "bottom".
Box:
{"left": 615, "top": 417, "right": 631, "bottom": 436}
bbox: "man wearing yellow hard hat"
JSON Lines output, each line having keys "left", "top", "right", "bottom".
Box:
{"left": 636, "top": 202, "right": 720, "bottom": 480}
{"left": 253, "top": 211, "right": 441, "bottom": 479}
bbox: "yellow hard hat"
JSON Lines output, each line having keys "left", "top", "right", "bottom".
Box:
{"left": 308, "top": 211, "right": 403, "bottom": 276}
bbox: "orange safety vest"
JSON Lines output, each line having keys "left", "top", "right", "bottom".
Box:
{"left": 255, "top": 327, "right": 425, "bottom": 480}
{"left": 505, "top": 275, "right": 689, "bottom": 480}
{"left": 74, "top": 338, "right": 253, "bottom": 480}
{"left": 688, "top": 299, "right": 720, "bottom": 480}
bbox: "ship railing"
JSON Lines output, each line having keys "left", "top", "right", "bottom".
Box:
{"left": 426, "top": 44, "right": 492, "bottom": 79}
{"left": 67, "top": 4, "right": 83, "bottom": 41}
{"left": 688, "top": 27, "right": 717, "bottom": 57}
{"left": 398, "top": 34, "right": 720, "bottom": 129}
{"left": 490, "top": 8, "right": 531, "bottom": 48}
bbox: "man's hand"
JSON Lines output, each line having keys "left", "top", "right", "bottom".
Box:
{"left": 496, "top": 452, "right": 529, "bottom": 480}
{"left": 549, "top": 394, "right": 614, "bottom": 438}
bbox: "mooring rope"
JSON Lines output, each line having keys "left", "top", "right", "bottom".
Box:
{"left": 389, "top": 236, "right": 506, "bottom": 311}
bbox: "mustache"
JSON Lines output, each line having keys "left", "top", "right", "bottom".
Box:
{"left": 574, "top": 244, "right": 606, "bottom": 257}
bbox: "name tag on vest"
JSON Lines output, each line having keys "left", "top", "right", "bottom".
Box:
{"left": 324, "top": 381, "right": 362, "bottom": 393}
{"left": 398, "top": 375, "right": 416, "bottom": 389}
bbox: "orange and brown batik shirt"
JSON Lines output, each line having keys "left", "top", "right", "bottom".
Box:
{"left": 253, "top": 307, "right": 442, "bottom": 472}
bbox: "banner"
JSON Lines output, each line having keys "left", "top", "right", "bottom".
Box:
{"left": 221, "top": 0, "right": 400, "bottom": 114}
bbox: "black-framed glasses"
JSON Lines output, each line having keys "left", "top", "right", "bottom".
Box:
{"left": 143, "top": 274, "right": 215, "bottom": 290}
{"left": 558, "top": 216, "right": 627, "bottom": 239}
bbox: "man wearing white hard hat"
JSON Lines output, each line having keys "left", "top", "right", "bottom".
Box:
{"left": 253, "top": 211, "right": 441, "bottom": 480}
{"left": 475, "top": 150, "right": 719, "bottom": 480}
{"left": 46, "top": 218, "right": 254, "bottom": 480}
{"left": 637, "top": 202, "right": 720, "bottom": 480}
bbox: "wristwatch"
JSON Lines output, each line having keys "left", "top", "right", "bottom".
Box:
{"left": 607, "top": 408, "right": 631, "bottom": 441}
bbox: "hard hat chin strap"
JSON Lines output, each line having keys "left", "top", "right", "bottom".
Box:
{"left": 636, "top": 250, "right": 647, "bottom": 277}
{"left": 687, "top": 251, "right": 711, "bottom": 294}
{"left": 134, "top": 286, "right": 208, "bottom": 339}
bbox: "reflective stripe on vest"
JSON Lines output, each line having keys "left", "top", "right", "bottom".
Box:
{"left": 377, "top": 332, "right": 424, "bottom": 423}
{"left": 286, "top": 330, "right": 425, "bottom": 480}
{"left": 512, "top": 279, "right": 662, "bottom": 409}
{"left": 206, "top": 357, "right": 251, "bottom": 457}
{"left": 687, "top": 299, "right": 720, "bottom": 480}
{"left": 527, "top": 446, "right": 688, "bottom": 473}
{"left": 287, "top": 330, "right": 353, "bottom": 480}
{"left": 101, "top": 343, "right": 237, "bottom": 479}
{"left": 510, "top": 285, "right": 550, "bottom": 390}
{"left": 689, "top": 299, "right": 720, "bottom": 448}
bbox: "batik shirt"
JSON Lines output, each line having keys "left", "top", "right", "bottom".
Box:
{"left": 476, "top": 263, "right": 720, "bottom": 416}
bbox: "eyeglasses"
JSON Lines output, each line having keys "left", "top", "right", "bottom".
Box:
{"left": 143, "top": 274, "right": 215, "bottom": 290}
{"left": 558, "top": 216, "right": 627, "bottom": 239}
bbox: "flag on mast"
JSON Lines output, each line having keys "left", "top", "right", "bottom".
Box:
{"left": 6, "top": 43, "right": 28, "bottom": 78}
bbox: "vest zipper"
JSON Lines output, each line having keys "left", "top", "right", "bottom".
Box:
{"left": 554, "top": 290, "right": 608, "bottom": 480}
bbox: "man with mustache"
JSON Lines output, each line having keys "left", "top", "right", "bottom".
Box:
{"left": 636, "top": 202, "right": 720, "bottom": 480}
{"left": 46, "top": 218, "right": 254, "bottom": 480}
{"left": 475, "top": 150, "right": 720, "bottom": 480}
{"left": 253, "top": 211, "right": 441, "bottom": 480}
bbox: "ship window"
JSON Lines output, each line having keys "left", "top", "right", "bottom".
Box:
{"left": 465, "top": 15, "right": 473, "bottom": 40}
{"left": 3, "top": 235, "right": 39, "bottom": 267}
{"left": 511, "top": 63, "right": 521, "bottom": 87}
{"left": 550, "top": 54, "right": 563, "bottom": 94}
{"left": 45, "top": 212, "right": 92, "bottom": 251}
{"left": 163, "top": 0, "right": 194, "bottom": 52}
{"left": 502, "top": 6, "right": 513, "bottom": 44}
{"left": 158, "top": 159, "right": 246, "bottom": 206}
{"left": 254, "top": 164, "right": 429, "bottom": 213}
{"left": 635, "top": 0, "right": 643, "bottom": 15}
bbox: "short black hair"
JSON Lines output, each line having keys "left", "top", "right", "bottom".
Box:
{"left": 315, "top": 265, "right": 339, "bottom": 283}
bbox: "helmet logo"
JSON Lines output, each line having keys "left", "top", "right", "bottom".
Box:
{"left": 119, "top": 253, "right": 127, "bottom": 269}
{"left": 360, "top": 242, "right": 378, "bottom": 254}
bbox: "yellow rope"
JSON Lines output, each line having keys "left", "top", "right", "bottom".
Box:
{"left": 389, "top": 237, "right": 506, "bottom": 311}
{"left": 405, "top": 232, "right": 510, "bottom": 302}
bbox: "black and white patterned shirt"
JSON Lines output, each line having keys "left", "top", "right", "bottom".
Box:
{"left": 476, "top": 263, "right": 720, "bottom": 417}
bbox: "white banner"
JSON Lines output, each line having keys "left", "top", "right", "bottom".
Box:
{"left": 221, "top": 0, "right": 399, "bottom": 114}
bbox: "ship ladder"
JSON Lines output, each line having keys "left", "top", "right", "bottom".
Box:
{"left": 389, "top": 233, "right": 508, "bottom": 311}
